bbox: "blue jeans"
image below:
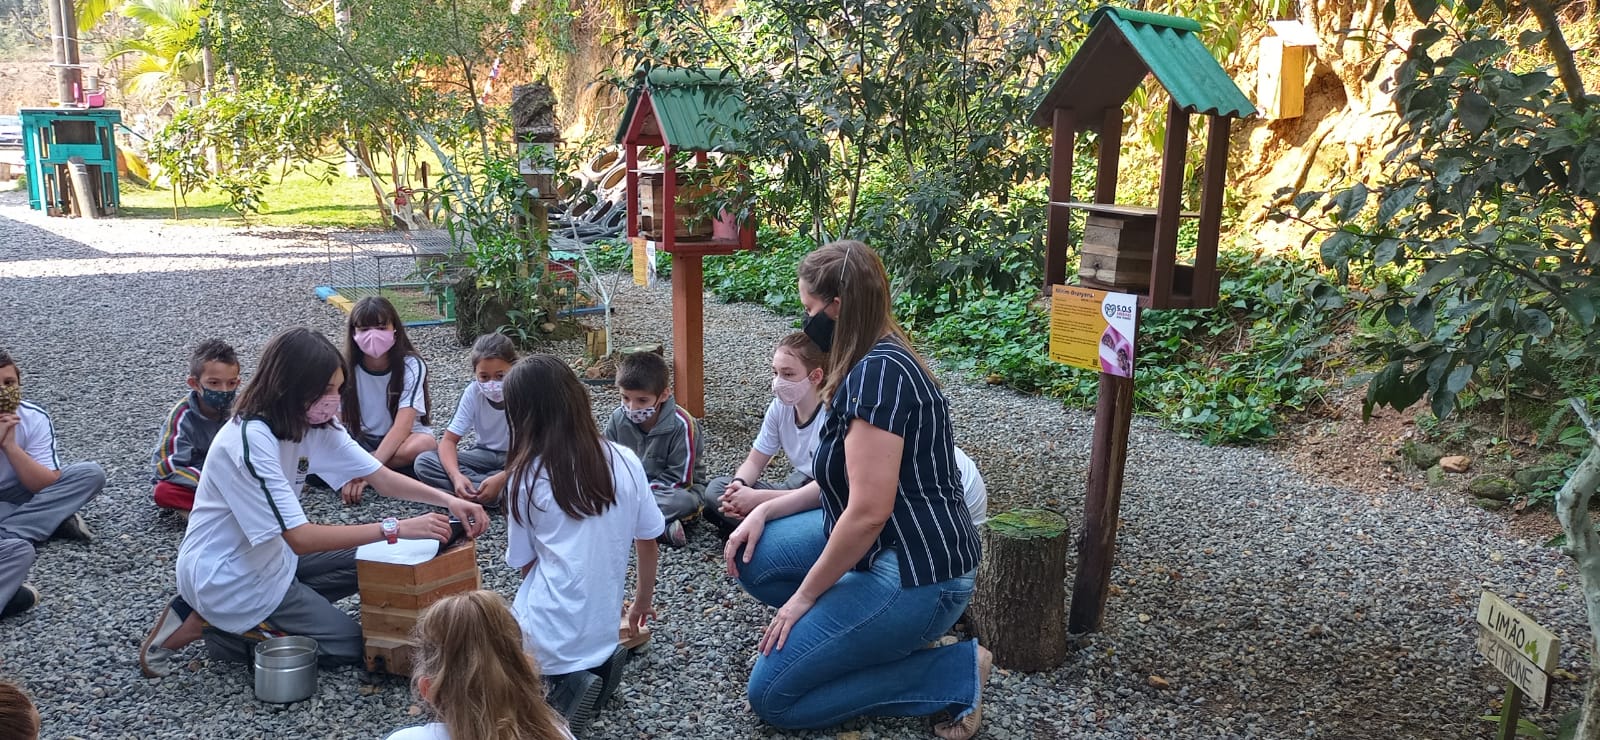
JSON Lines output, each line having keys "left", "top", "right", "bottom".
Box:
{"left": 735, "top": 509, "right": 979, "bottom": 730}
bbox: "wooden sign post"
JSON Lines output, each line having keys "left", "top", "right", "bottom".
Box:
{"left": 1474, "top": 591, "right": 1557, "bottom": 739}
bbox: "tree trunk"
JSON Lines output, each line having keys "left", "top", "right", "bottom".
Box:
{"left": 967, "top": 509, "right": 1070, "bottom": 672}
{"left": 1553, "top": 400, "right": 1600, "bottom": 740}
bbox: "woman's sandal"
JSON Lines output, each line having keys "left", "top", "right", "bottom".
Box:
{"left": 933, "top": 644, "right": 992, "bottom": 740}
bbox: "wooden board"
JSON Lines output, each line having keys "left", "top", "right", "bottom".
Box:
{"left": 356, "top": 541, "right": 477, "bottom": 590}
{"left": 1476, "top": 592, "right": 1560, "bottom": 671}
{"left": 1476, "top": 625, "right": 1549, "bottom": 707}
{"left": 363, "top": 635, "right": 414, "bottom": 677}
{"left": 1054, "top": 201, "right": 1200, "bottom": 219}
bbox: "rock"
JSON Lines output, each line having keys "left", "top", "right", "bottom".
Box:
{"left": 1147, "top": 675, "right": 1171, "bottom": 690}
{"left": 1514, "top": 463, "right": 1567, "bottom": 491}
{"left": 1427, "top": 465, "right": 1447, "bottom": 487}
{"left": 1401, "top": 440, "right": 1445, "bottom": 470}
{"left": 1439, "top": 456, "right": 1472, "bottom": 474}
{"left": 1473, "top": 498, "right": 1506, "bottom": 511}
{"left": 1466, "top": 475, "right": 1516, "bottom": 501}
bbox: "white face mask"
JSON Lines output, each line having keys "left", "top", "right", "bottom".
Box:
{"left": 771, "top": 375, "right": 813, "bottom": 406}
{"left": 622, "top": 402, "right": 657, "bottom": 425}
{"left": 478, "top": 380, "right": 504, "bottom": 403}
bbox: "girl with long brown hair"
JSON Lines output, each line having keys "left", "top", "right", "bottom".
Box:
{"left": 337, "top": 296, "right": 438, "bottom": 504}
{"left": 501, "top": 355, "right": 664, "bottom": 734}
{"left": 723, "top": 241, "right": 990, "bottom": 739}
{"left": 385, "top": 590, "right": 572, "bottom": 740}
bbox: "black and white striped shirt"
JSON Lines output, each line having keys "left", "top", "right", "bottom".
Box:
{"left": 814, "top": 338, "right": 981, "bottom": 587}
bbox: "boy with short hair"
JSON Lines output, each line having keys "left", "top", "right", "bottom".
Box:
{"left": 0, "top": 349, "right": 104, "bottom": 547}
{"left": 602, "top": 351, "right": 706, "bottom": 548}
{"left": 150, "top": 339, "right": 241, "bottom": 514}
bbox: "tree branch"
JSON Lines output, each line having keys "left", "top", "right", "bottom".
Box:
{"left": 1527, "top": 0, "right": 1589, "bottom": 113}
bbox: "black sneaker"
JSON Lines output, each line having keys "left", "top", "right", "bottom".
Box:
{"left": 547, "top": 671, "right": 603, "bottom": 736}
{"left": 1, "top": 583, "right": 38, "bottom": 618}
{"left": 586, "top": 645, "right": 629, "bottom": 713}
{"left": 52, "top": 513, "right": 93, "bottom": 542}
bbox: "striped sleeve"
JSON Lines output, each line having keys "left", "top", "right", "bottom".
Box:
{"left": 400, "top": 356, "right": 427, "bottom": 414}
{"left": 18, "top": 402, "right": 59, "bottom": 472}
{"left": 153, "top": 400, "right": 202, "bottom": 485}
{"left": 226, "top": 420, "right": 307, "bottom": 544}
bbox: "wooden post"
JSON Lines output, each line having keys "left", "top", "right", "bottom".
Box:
{"left": 1094, "top": 107, "right": 1122, "bottom": 204}
{"left": 1070, "top": 368, "right": 1136, "bottom": 634}
{"left": 671, "top": 253, "right": 706, "bottom": 417}
{"left": 1496, "top": 683, "right": 1523, "bottom": 740}
{"left": 1148, "top": 100, "right": 1189, "bottom": 309}
{"left": 1194, "top": 115, "right": 1229, "bottom": 309}
{"left": 967, "top": 510, "right": 1070, "bottom": 671}
{"left": 1044, "top": 108, "right": 1076, "bottom": 292}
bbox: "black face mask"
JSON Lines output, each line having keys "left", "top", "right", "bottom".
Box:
{"left": 803, "top": 307, "right": 836, "bottom": 353}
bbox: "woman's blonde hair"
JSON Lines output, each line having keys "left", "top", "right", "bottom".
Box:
{"left": 409, "top": 590, "right": 568, "bottom": 740}
{"left": 797, "top": 240, "right": 935, "bottom": 399}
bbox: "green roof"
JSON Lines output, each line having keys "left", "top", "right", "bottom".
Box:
{"left": 1030, "top": 5, "right": 1255, "bottom": 127}
{"left": 615, "top": 67, "right": 748, "bottom": 152}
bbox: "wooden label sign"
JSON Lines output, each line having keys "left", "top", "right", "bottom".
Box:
{"left": 1475, "top": 625, "right": 1549, "bottom": 707}
{"left": 1476, "top": 591, "right": 1560, "bottom": 671}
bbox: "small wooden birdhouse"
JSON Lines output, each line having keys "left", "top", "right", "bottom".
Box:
{"left": 1031, "top": 5, "right": 1257, "bottom": 310}
{"left": 1257, "top": 20, "right": 1319, "bottom": 120}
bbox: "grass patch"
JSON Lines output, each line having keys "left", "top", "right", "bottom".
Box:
{"left": 331, "top": 286, "right": 450, "bottom": 325}
{"left": 121, "top": 168, "right": 386, "bottom": 229}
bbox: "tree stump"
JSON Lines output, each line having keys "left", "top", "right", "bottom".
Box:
{"left": 967, "top": 509, "right": 1070, "bottom": 672}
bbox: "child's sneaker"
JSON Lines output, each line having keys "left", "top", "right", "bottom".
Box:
{"left": 52, "top": 513, "right": 93, "bottom": 542}
{"left": 655, "top": 520, "right": 687, "bottom": 549}
{"left": 0, "top": 584, "right": 38, "bottom": 618}
{"left": 138, "top": 600, "right": 187, "bottom": 678}
{"left": 547, "top": 671, "right": 603, "bottom": 735}
{"left": 587, "top": 645, "right": 629, "bottom": 712}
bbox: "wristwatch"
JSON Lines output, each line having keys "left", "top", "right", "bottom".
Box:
{"left": 381, "top": 517, "right": 399, "bottom": 544}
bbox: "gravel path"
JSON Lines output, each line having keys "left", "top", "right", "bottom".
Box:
{"left": 0, "top": 191, "right": 1588, "bottom": 739}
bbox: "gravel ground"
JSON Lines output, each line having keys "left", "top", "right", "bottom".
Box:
{"left": 0, "top": 190, "right": 1590, "bottom": 739}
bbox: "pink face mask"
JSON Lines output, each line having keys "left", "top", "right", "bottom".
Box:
{"left": 771, "top": 375, "right": 813, "bottom": 406}
{"left": 306, "top": 393, "right": 342, "bottom": 425}
{"left": 354, "top": 328, "right": 396, "bottom": 357}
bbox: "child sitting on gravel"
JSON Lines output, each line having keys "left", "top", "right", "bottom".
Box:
{"left": 338, "top": 296, "right": 438, "bottom": 505}
{"left": 386, "top": 590, "right": 574, "bottom": 740}
{"left": 149, "top": 339, "right": 241, "bottom": 515}
{"left": 0, "top": 348, "right": 103, "bottom": 546}
{"left": 602, "top": 351, "right": 705, "bottom": 548}
{"left": 503, "top": 354, "right": 663, "bottom": 735}
{"left": 414, "top": 333, "right": 515, "bottom": 508}
{"left": 138, "top": 327, "right": 486, "bottom": 678}
{"left": 701, "top": 333, "right": 828, "bottom": 538}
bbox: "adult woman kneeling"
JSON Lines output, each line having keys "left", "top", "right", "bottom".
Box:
{"left": 723, "top": 240, "right": 989, "bottom": 738}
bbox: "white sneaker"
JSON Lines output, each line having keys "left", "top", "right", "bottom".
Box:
{"left": 139, "top": 601, "right": 185, "bottom": 678}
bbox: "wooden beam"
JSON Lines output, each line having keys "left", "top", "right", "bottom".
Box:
{"left": 1194, "top": 115, "right": 1230, "bottom": 309}
{"left": 1045, "top": 108, "right": 1077, "bottom": 292}
{"left": 663, "top": 145, "right": 677, "bottom": 254}
{"left": 671, "top": 254, "right": 706, "bottom": 417}
{"left": 1148, "top": 100, "right": 1189, "bottom": 309}
{"left": 1094, "top": 107, "right": 1122, "bottom": 204}
{"left": 624, "top": 144, "right": 639, "bottom": 238}
{"left": 1070, "top": 368, "right": 1136, "bottom": 634}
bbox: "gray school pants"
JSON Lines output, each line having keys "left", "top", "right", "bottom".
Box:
{"left": 0, "top": 538, "right": 36, "bottom": 611}
{"left": 202, "top": 549, "right": 363, "bottom": 668}
{"left": 414, "top": 447, "right": 506, "bottom": 493}
{"left": 0, "top": 462, "right": 105, "bottom": 543}
{"left": 700, "top": 470, "right": 813, "bottom": 534}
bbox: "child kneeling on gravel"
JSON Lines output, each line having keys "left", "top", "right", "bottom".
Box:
{"left": 0, "top": 348, "right": 102, "bottom": 548}
{"left": 503, "top": 355, "right": 663, "bottom": 735}
{"left": 138, "top": 328, "right": 486, "bottom": 677}
{"left": 149, "top": 339, "right": 241, "bottom": 515}
{"left": 602, "top": 351, "right": 706, "bottom": 548}
{"left": 414, "top": 333, "right": 515, "bottom": 508}
{"left": 701, "top": 333, "right": 828, "bottom": 538}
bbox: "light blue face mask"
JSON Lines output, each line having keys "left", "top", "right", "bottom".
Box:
{"left": 622, "top": 402, "right": 657, "bottom": 425}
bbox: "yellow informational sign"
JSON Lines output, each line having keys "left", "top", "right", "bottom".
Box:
{"left": 631, "top": 237, "right": 658, "bottom": 287}
{"left": 1048, "top": 284, "right": 1139, "bottom": 377}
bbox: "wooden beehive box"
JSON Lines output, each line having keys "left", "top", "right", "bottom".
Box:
{"left": 1079, "top": 212, "right": 1155, "bottom": 291}
{"left": 638, "top": 172, "right": 713, "bottom": 240}
{"left": 1257, "top": 20, "right": 1318, "bottom": 120}
{"left": 358, "top": 540, "right": 481, "bottom": 676}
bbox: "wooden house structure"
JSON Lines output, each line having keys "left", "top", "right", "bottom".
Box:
{"left": 616, "top": 67, "right": 756, "bottom": 416}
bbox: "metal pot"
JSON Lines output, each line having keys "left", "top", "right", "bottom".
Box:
{"left": 253, "top": 636, "right": 318, "bottom": 703}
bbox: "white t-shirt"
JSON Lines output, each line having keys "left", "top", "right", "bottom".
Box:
{"left": 954, "top": 446, "right": 988, "bottom": 528}
{"left": 385, "top": 721, "right": 574, "bottom": 740}
{"left": 176, "top": 418, "right": 381, "bottom": 633}
{"left": 356, "top": 355, "right": 430, "bottom": 437}
{"left": 751, "top": 400, "right": 824, "bottom": 479}
{"left": 0, "top": 401, "right": 58, "bottom": 491}
{"left": 446, "top": 382, "right": 510, "bottom": 452}
{"left": 505, "top": 441, "right": 665, "bottom": 675}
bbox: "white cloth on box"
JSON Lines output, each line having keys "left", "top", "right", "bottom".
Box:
{"left": 356, "top": 355, "right": 430, "bottom": 437}
{"left": 750, "top": 399, "right": 825, "bottom": 479}
{"left": 505, "top": 441, "right": 665, "bottom": 675}
{"left": 176, "top": 418, "right": 381, "bottom": 633}
{"left": 445, "top": 381, "right": 510, "bottom": 452}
